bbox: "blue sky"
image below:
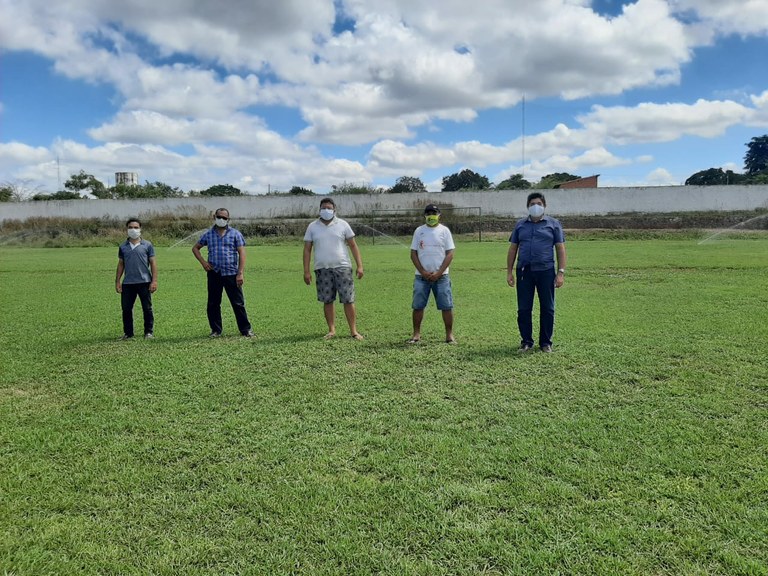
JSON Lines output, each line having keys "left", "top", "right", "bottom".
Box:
{"left": 1, "top": 0, "right": 768, "bottom": 195}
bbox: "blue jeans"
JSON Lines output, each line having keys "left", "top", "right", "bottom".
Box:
{"left": 412, "top": 274, "right": 453, "bottom": 310}
{"left": 207, "top": 271, "right": 252, "bottom": 335}
{"left": 516, "top": 267, "right": 556, "bottom": 347}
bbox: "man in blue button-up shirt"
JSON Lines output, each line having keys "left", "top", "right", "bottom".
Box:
{"left": 506, "top": 192, "right": 567, "bottom": 353}
{"left": 193, "top": 208, "right": 254, "bottom": 338}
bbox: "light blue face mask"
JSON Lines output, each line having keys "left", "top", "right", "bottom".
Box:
{"left": 320, "top": 208, "right": 335, "bottom": 221}
{"left": 528, "top": 204, "right": 545, "bottom": 218}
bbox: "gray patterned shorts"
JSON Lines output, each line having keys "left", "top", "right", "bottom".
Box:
{"left": 315, "top": 267, "right": 355, "bottom": 304}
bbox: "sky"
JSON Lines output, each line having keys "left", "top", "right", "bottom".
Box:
{"left": 1, "top": 0, "right": 768, "bottom": 196}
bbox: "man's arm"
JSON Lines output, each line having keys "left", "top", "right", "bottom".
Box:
{"left": 192, "top": 243, "right": 213, "bottom": 271}
{"left": 506, "top": 243, "right": 518, "bottom": 287}
{"left": 555, "top": 242, "right": 567, "bottom": 288}
{"left": 346, "top": 237, "right": 364, "bottom": 279}
{"left": 236, "top": 245, "right": 246, "bottom": 286}
{"left": 115, "top": 259, "right": 125, "bottom": 293}
{"left": 149, "top": 256, "right": 158, "bottom": 293}
{"left": 303, "top": 241, "right": 313, "bottom": 285}
{"left": 410, "top": 249, "right": 426, "bottom": 277}
{"left": 434, "top": 249, "right": 454, "bottom": 279}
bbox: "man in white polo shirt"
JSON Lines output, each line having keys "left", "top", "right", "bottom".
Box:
{"left": 303, "top": 197, "right": 365, "bottom": 340}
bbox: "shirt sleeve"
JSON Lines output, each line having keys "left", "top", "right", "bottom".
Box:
{"left": 303, "top": 223, "right": 314, "bottom": 242}
{"left": 553, "top": 221, "right": 565, "bottom": 243}
{"left": 147, "top": 242, "right": 156, "bottom": 258}
{"left": 510, "top": 223, "right": 520, "bottom": 244}
{"left": 198, "top": 230, "right": 209, "bottom": 246}
{"left": 443, "top": 228, "right": 455, "bottom": 251}
{"left": 410, "top": 228, "right": 420, "bottom": 250}
{"left": 235, "top": 231, "right": 246, "bottom": 247}
{"left": 343, "top": 221, "right": 355, "bottom": 239}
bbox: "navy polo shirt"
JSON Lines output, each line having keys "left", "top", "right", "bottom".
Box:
{"left": 509, "top": 215, "right": 565, "bottom": 271}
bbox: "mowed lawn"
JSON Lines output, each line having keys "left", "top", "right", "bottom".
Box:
{"left": 0, "top": 238, "right": 767, "bottom": 575}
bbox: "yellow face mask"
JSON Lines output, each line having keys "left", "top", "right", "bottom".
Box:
{"left": 425, "top": 215, "right": 439, "bottom": 226}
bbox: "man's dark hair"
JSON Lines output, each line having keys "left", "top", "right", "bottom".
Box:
{"left": 214, "top": 208, "right": 229, "bottom": 217}
{"left": 126, "top": 218, "right": 141, "bottom": 227}
{"left": 526, "top": 192, "right": 546, "bottom": 207}
{"left": 319, "top": 197, "right": 335, "bottom": 208}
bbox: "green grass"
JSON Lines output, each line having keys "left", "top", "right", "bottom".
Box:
{"left": 1, "top": 238, "right": 767, "bottom": 575}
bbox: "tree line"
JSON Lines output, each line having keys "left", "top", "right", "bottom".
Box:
{"left": 3, "top": 134, "right": 766, "bottom": 202}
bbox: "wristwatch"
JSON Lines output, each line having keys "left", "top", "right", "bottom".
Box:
{"left": 558, "top": 268, "right": 566, "bottom": 274}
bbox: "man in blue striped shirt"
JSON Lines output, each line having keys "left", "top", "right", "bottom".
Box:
{"left": 193, "top": 208, "right": 254, "bottom": 338}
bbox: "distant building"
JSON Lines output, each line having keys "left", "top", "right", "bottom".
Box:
{"left": 115, "top": 172, "right": 139, "bottom": 186}
{"left": 556, "top": 175, "right": 599, "bottom": 189}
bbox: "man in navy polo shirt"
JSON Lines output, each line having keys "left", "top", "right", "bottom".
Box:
{"left": 192, "top": 208, "right": 254, "bottom": 338}
{"left": 507, "top": 192, "right": 567, "bottom": 353}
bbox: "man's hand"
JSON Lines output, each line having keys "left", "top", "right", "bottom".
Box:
{"left": 236, "top": 272, "right": 244, "bottom": 287}
{"left": 356, "top": 267, "right": 364, "bottom": 279}
{"left": 304, "top": 272, "right": 312, "bottom": 285}
{"left": 149, "top": 281, "right": 158, "bottom": 293}
{"left": 555, "top": 272, "right": 564, "bottom": 289}
{"left": 116, "top": 281, "right": 122, "bottom": 294}
{"left": 507, "top": 272, "right": 515, "bottom": 287}
{"left": 201, "top": 261, "right": 213, "bottom": 272}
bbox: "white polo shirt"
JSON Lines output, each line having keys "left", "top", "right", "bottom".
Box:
{"left": 303, "top": 217, "right": 355, "bottom": 269}
{"left": 410, "top": 223, "right": 455, "bottom": 274}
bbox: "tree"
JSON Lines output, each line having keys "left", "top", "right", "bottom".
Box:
{"left": 495, "top": 174, "right": 532, "bottom": 190}
{"left": 387, "top": 176, "right": 427, "bottom": 194}
{"left": 64, "top": 170, "right": 105, "bottom": 198}
{"left": 535, "top": 173, "right": 581, "bottom": 189}
{"left": 441, "top": 169, "right": 491, "bottom": 191}
{"left": 289, "top": 186, "right": 315, "bottom": 195}
{"left": 31, "top": 190, "right": 85, "bottom": 201}
{"left": 331, "top": 182, "right": 380, "bottom": 194}
{"left": 1, "top": 180, "right": 44, "bottom": 201}
{"left": 744, "top": 135, "right": 768, "bottom": 176}
{"left": 685, "top": 168, "right": 744, "bottom": 186}
{"left": 201, "top": 184, "right": 242, "bottom": 196}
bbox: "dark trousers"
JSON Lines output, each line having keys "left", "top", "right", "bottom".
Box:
{"left": 121, "top": 282, "right": 154, "bottom": 337}
{"left": 516, "top": 267, "right": 556, "bottom": 347}
{"left": 207, "top": 271, "right": 252, "bottom": 335}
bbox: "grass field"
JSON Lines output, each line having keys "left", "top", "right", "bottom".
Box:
{"left": 1, "top": 238, "right": 767, "bottom": 575}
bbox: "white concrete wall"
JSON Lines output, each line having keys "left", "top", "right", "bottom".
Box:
{"left": 2, "top": 185, "right": 768, "bottom": 222}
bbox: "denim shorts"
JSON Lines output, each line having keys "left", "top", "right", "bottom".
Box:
{"left": 315, "top": 267, "right": 355, "bottom": 304}
{"left": 412, "top": 274, "right": 453, "bottom": 311}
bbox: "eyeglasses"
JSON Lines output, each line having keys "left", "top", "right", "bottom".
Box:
{"left": 215, "top": 216, "right": 229, "bottom": 220}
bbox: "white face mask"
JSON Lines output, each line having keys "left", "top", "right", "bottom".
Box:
{"left": 214, "top": 217, "right": 229, "bottom": 228}
{"left": 319, "top": 208, "right": 335, "bottom": 221}
{"left": 127, "top": 228, "right": 141, "bottom": 239}
{"left": 528, "top": 204, "right": 545, "bottom": 218}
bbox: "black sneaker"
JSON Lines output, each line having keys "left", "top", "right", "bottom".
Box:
{"left": 120, "top": 334, "right": 134, "bottom": 340}
{"left": 518, "top": 344, "right": 533, "bottom": 353}
{"left": 209, "top": 332, "right": 222, "bottom": 338}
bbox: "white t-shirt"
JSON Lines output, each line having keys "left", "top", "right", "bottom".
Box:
{"left": 303, "top": 217, "right": 355, "bottom": 269}
{"left": 410, "top": 223, "right": 455, "bottom": 275}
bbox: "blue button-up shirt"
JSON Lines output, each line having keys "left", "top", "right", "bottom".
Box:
{"left": 197, "top": 226, "right": 246, "bottom": 276}
{"left": 509, "top": 215, "right": 565, "bottom": 271}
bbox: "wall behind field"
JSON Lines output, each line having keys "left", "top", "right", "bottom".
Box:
{"left": 2, "top": 185, "right": 768, "bottom": 222}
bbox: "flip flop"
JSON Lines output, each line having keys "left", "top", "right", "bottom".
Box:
{"left": 445, "top": 338, "right": 457, "bottom": 345}
{"left": 406, "top": 338, "right": 420, "bottom": 344}
{"left": 351, "top": 333, "right": 365, "bottom": 340}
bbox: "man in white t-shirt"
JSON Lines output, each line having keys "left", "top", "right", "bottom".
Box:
{"left": 408, "top": 204, "right": 456, "bottom": 344}
{"left": 303, "top": 197, "right": 365, "bottom": 340}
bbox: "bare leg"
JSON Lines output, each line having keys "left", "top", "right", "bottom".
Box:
{"left": 442, "top": 309, "right": 455, "bottom": 342}
{"left": 343, "top": 302, "right": 363, "bottom": 339}
{"left": 410, "top": 309, "right": 424, "bottom": 341}
{"left": 323, "top": 302, "right": 336, "bottom": 338}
